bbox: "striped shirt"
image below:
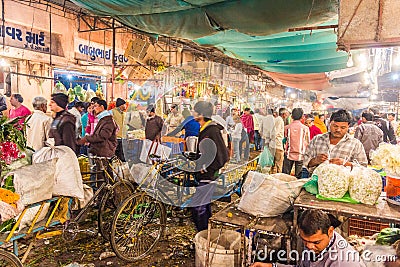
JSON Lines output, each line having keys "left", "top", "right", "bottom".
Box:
{"left": 284, "top": 121, "right": 310, "bottom": 161}
{"left": 303, "top": 132, "right": 368, "bottom": 173}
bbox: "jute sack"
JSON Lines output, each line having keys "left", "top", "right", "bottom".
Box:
{"left": 238, "top": 171, "right": 308, "bottom": 217}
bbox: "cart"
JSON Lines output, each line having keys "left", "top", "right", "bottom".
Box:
{"left": 0, "top": 155, "right": 135, "bottom": 266}
{"left": 0, "top": 196, "right": 68, "bottom": 266}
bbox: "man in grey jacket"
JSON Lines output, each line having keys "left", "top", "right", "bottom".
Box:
{"left": 354, "top": 112, "right": 383, "bottom": 164}
{"left": 252, "top": 210, "right": 366, "bottom": 267}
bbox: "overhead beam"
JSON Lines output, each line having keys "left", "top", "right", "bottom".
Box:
{"left": 288, "top": 24, "right": 338, "bottom": 32}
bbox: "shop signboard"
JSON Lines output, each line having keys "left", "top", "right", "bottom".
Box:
{"left": 74, "top": 38, "right": 129, "bottom": 65}
{"left": 0, "top": 21, "right": 64, "bottom": 56}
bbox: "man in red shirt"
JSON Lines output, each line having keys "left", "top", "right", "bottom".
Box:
{"left": 283, "top": 108, "right": 310, "bottom": 178}
{"left": 9, "top": 93, "right": 31, "bottom": 127}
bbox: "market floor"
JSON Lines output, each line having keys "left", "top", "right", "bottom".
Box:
{"left": 21, "top": 200, "right": 232, "bottom": 267}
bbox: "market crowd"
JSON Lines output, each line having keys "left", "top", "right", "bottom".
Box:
{"left": 2, "top": 91, "right": 400, "bottom": 266}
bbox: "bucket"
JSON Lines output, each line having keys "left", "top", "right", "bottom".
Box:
{"left": 186, "top": 136, "right": 198, "bottom": 153}
{"left": 194, "top": 229, "right": 241, "bottom": 267}
{"left": 385, "top": 174, "right": 400, "bottom": 205}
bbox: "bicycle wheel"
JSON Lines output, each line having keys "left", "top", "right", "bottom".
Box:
{"left": 0, "top": 250, "right": 22, "bottom": 267}
{"left": 98, "top": 180, "right": 135, "bottom": 241}
{"left": 110, "top": 193, "right": 166, "bottom": 262}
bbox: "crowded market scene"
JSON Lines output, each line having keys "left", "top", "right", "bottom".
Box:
{"left": 0, "top": 0, "right": 400, "bottom": 266}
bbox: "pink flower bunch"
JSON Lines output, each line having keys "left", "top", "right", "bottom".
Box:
{"left": 0, "top": 141, "right": 24, "bottom": 165}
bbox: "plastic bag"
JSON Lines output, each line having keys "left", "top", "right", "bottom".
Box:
{"left": 304, "top": 174, "right": 360, "bottom": 203}
{"left": 303, "top": 174, "right": 319, "bottom": 195}
{"left": 349, "top": 166, "right": 382, "bottom": 205}
{"left": 315, "top": 163, "right": 350, "bottom": 198}
{"left": 259, "top": 146, "right": 274, "bottom": 168}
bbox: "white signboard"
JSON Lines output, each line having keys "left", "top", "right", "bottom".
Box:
{"left": 74, "top": 38, "right": 129, "bottom": 64}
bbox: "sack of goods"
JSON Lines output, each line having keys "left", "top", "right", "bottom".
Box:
{"left": 314, "top": 163, "right": 350, "bottom": 199}
{"left": 238, "top": 171, "right": 308, "bottom": 217}
{"left": 348, "top": 166, "right": 382, "bottom": 205}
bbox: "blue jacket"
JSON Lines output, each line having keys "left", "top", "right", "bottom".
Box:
{"left": 167, "top": 116, "right": 200, "bottom": 138}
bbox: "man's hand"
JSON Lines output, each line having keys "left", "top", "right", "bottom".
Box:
{"left": 251, "top": 263, "right": 272, "bottom": 267}
{"left": 308, "top": 154, "right": 328, "bottom": 167}
{"left": 329, "top": 158, "right": 352, "bottom": 168}
{"left": 77, "top": 137, "right": 87, "bottom": 145}
{"left": 315, "top": 154, "right": 328, "bottom": 164}
{"left": 329, "top": 158, "right": 344, "bottom": 165}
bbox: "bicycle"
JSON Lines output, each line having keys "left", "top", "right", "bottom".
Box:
{"left": 109, "top": 154, "right": 259, "bottom": 262}
{"left": 68, "top": 155, "right": 136, "bottom": 241}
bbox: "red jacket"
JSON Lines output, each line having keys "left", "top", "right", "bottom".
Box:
{"left": 309, "top": 125, "right": 322, "bottom": 140}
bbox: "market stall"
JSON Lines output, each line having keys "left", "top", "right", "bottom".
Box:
{"left": 292, "top": 190, "right": 400, "bottom": 253}
{"left": 206, "top": 200, "right": 293, "bottom": 267}
{"left": 203, "top": 153, "right": 400, "bottom": 267}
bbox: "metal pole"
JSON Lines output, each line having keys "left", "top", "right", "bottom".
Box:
{"left": 111, "top": 18, "right": 115, "bottom": 101}
{"left": 1, "top": 0, "right": 5, "bottom": 53}
{"left": 49, "top": 5, "right": 52, "bottom": 66}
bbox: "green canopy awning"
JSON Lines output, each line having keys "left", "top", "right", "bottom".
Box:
{"left": 71, "top": 0, "right": 346, "bottom": 74}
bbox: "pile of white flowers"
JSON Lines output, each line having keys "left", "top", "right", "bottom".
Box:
{"left": 314, "top": 163, "right": 383, "bottom": 205}
{"left": 349, "top": 167, "right": 382, "bottom": 205}
{"left": 370, "top": 143, "right": 400, "bottom": 176}
{"left": 314, "top": 163, "right": 350, "bottom": 198}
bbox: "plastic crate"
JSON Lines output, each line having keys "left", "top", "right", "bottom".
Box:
{"left": 125, "top": 139, "right": 143, "bottom": 163}
{"left": 162, "top": 141, "right": 184, "bottom": 155}
{"left": 348, "top": 218, "right": 389, "bottom": 237}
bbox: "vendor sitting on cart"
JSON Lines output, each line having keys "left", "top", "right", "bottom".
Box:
{"left": 303, "top": 109, "right": 367, "bottom": 175}
{"left": 252, "top": 209, "right": 365, "bottom": 267}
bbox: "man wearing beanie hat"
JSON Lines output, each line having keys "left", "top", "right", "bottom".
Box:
{"left": 49, "top": 93, "right": 77, "bottom": 152}
{"left": 77, "top": 99, "right": 117, "bottom": 158}
{"left": 145, "top": 104, "right": 164, "bottom": 141}
{"left": 112, "top": 98, "right": 127, "bottom": 161}
{"left": 191, "top": 101, "right": 229, "bottom": 232}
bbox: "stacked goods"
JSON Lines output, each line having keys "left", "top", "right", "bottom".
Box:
{"left": 370, "top": 143, "right": 400, "bottom": 176}
{"left": 311, "top": 163, "right": 382, "bottom": 205}
{"left": 371, "top": 144, "right": 400, "bottom": 204}
{"left": 314, "top": 163, "right": 350, "bottom": 199}
{"left": 349, "top": 167, "right": 382, "bottom": 205}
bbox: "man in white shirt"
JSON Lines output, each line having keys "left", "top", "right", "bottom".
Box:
{"left": 26, "top": 96, "right": 52, "bottom": 151}
{"left": 225, "top": 108, "right": 238, "bottom": 132}
{"left": 271, "top": 108, "right": 288, "bottom": 173}
{"left": 166, "top": 104, "right": 184, "bottom": 135}
{"left": 259, "top": 108, "right": 275, "bottom": 150}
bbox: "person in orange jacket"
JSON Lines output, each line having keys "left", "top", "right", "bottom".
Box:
{"left": 314, "top": 113, "right": 327, "bottom": 133}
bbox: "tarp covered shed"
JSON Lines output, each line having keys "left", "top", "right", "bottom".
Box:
{"left": 70, "top": 0, "right": 347, "bottom": 76}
